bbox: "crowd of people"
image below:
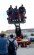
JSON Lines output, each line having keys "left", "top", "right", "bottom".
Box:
{"left": 0, "top": 33, "right": 18, "bottom": 55}
{"left": 7, "top": 4, "right": 26, "bottom": 23}
{"left": 0, "top": 4, "right": 26, "bottom": 55}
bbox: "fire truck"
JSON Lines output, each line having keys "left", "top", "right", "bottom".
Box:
{"left": 7, "top": 5, "right": 31, "bottom": 47}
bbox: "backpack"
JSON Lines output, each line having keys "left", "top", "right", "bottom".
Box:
{"left": 8, "top": 39, "right": 15, "bottom": 54}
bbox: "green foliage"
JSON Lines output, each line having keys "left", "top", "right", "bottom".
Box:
{"left": 31, "top": 33, "right": 34, "bottom": 36}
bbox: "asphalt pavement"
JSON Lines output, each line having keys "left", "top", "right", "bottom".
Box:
{"left": 17, "top": 47, "right": 34, "bottom": 55}
{"left": 17, "top": 44, "right": 34, "bottom": 55}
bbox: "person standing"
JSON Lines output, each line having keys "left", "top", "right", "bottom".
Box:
{"left": 8, "top": 34, "right": 18, "bottom": 55}
{"left": 0, "top": 33, "right": 9, "bottom": 55}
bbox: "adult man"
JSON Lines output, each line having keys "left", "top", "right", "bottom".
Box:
{"left": 7, "top": 5, "right": 13, "bottom": 21}
{"left": 8, "top": 34, "right": 18, "bottom": 55}
{"left": 0, "top": 33, "right": 9, "bottom": 55}
{"left": 7, "top": 5, "right": 13, "bottom": 15}
{"left": 13, "top": 6, "right": 18, "bottom": 20}
{"left": 19, "top": 4, "right": 26, "bottom": 21}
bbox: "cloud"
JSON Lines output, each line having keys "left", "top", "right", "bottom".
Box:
{"left": 0, "top": 0, "right": 34, "bottom": 32}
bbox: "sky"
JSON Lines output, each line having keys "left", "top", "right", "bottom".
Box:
{"left": 0, "top": 0, "right": 34, "bottom": 32}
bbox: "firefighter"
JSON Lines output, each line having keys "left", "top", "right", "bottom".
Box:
{"left": 13, "top": 6, "right": 19, "bottom": 21}
{"left": 7, "top": 5, "right": 13, "bottom": 21}
{"left": 19, "top": 4, "right": 26, "bottom": 21}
